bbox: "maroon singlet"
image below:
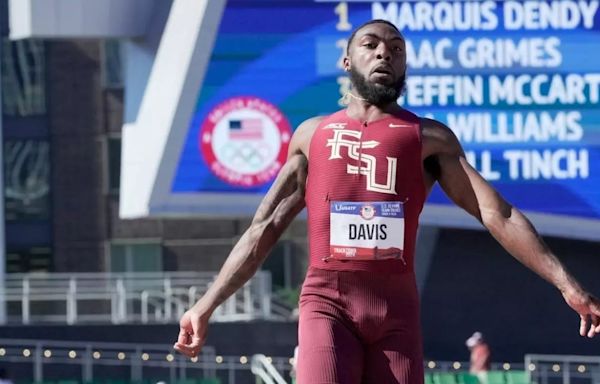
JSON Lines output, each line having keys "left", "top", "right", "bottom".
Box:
{"left": 306, "top": 109, "right": 426, "bottom": 271}
{"left": 297, "top": 109, "right": 427, "bottom": 384}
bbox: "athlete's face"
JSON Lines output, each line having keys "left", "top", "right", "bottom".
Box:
{"left": 344, "top": 23, "right": 406, "bottom": 106}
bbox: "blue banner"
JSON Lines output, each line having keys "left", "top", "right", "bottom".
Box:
{"left": 173, "top": 0, "right": 600, "bottom": 221}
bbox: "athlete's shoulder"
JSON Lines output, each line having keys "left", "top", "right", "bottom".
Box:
{"left": 293, "top": 115, "right": 327, "bottom": 142}
{"left": 288, "top": 115, "right": 327, "bottom": 157}
{"left": 298, "top": 110, "right": 350, "bottom": 129}
{"left": 421, "top": 117, "right": 453, "bottom": 138}
{"left": 296, "top": 115, "right": 327, "bottom": 133}
{"left": 392, "top": 108, "right": 420, "bottom": 124}
{"left": 294, "top": 110, "right": 351, "bottom": 136}
{"left": 419, "top": 117, "right": 452, "bottom": 135}
{"left": 420, "top": 117, "right": 463, "bottom": 156}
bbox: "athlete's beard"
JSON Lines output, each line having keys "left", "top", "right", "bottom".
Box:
{"left": 349, "top": 67, "right": 405, "bottom": 107}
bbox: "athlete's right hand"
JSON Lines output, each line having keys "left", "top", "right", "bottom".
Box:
{"left": 562, "top": 287, "right": 600, "bottom": 338}
{"left": 173, "top": 307, "right": 209, "bottom": 358}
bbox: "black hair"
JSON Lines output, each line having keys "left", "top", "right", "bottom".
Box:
{"left": 346, "top": 19, "right": 402, "bottom": 54}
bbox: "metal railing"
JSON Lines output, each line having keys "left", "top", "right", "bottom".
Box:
{"left": 423, "top": 355, "right": 600, "bottom": 384}
{"left": 525, "top": 354, "right": 600, "bottom": 384}
{"left": 3, "top": 271, "right": 289, "bottom": 324}
{"left": 0, "top": 338, "right": 294, "bottom": 384}
{"left": 251, "top": 354, "right": 288, "bottom": 384}
{"left": 1, "top": 338, "right": 594, "bottom": 384}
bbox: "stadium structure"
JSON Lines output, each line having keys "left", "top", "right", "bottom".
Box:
{"left": 0, "top": 0, "right": 599, "bottom": 383}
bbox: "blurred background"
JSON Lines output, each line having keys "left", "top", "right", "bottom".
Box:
{"left": 0, "top": 0, "right": 598, "bottom": 383}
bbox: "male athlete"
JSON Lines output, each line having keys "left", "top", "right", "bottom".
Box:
{"left": 174, "top": 20, "right": 600, "bottom": 383}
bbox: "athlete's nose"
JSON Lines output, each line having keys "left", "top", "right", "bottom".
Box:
{"left": 376, "top": 43, "right": 392, "bottom": 61}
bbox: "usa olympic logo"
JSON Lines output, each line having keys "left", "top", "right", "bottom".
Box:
{"left": 360, "top": 204, "right": 376, "bottom": 220}
{"left": 199, "top": 96, "right": 292, "bottom": 187}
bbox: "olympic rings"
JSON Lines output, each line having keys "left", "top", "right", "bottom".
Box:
{"left": 219, "top": 142, "right": 273, "bottom": 172}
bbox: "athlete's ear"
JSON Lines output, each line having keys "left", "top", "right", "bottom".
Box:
{"left": 343, "top": 56, "right": 351, "bottom": 72}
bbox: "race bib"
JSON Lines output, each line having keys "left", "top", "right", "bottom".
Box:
{"left": 329, "top": 201, "right": 405, "bottom": 261}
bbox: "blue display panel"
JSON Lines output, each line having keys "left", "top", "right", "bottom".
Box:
{"left": 173, "top": 1, "right": 600, "bottom": 223}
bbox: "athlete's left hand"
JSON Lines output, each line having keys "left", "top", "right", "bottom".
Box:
{"left": 173, "top": 306, "right": 209, "bottom": 358}
{"left": 562, "top": 288, "right": 600, "bottom": 338}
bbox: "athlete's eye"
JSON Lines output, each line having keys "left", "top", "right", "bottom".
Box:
{"left": 363, "top": 42, "right": 376, "bottom": 49}
{"left": 393, "top": 46, "right": 404, "bottom": 53}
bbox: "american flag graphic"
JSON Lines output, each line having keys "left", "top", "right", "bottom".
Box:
{"left": 228, "top": 118, "right": 264, "bottom": 140}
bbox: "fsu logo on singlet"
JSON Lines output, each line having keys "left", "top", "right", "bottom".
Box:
{"left": 326, "top": 129, "right": 398, "bottom": 195}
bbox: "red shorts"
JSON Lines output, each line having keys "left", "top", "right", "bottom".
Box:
{"left": 297, "top": 267, "right": 424, "bottom": 384}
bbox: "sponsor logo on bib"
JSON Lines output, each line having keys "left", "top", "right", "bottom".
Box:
{"left": 360, "top": 204, "right": 376, "bottom": 220}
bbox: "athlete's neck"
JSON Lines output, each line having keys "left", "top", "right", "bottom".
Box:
{"left": 346, "top": 97, "right": 402, "bottom": 124}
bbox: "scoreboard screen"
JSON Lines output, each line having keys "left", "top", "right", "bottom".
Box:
{"left": 171, "top": 0, "right": 600, "bottom": 237}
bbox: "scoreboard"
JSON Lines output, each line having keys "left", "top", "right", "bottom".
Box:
{"left": 170, "top": 1, "right": 600, "bottom": 237}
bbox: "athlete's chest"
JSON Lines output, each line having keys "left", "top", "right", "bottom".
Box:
{"left": 307, "top": 118, "right": 423, "bottom": 196}
{"left": 310, "top": 119, "right": 420, "bottom": 161}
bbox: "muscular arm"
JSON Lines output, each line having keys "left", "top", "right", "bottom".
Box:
{"left": 195, "top": 153, "right": 307, "bottom": 316}
{"left": 200, "top": 115, "right": 321, "bottom": 313}
{"left": 423, "top": 118, "right": 600, "bottom": 337}
{"left": 192, "top": 115, "right": 323, "bottom": 317}
{"left": 174, "top": 117, "right": 320, "bottom": 357}
{"left": 175, "top": 154, "right": 307, "bottom": 357}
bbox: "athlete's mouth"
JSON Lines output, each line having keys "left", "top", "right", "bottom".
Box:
{"left": 371, "top": 65, "right": 394, "bottom": 76}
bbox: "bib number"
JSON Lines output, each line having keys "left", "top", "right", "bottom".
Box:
{"left": 329, "top": 201, "right": 405, "bottom": 261}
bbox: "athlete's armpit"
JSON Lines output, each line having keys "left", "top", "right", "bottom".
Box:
{"left": 423, "top": 155, "right": 441, "bottom": 181}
